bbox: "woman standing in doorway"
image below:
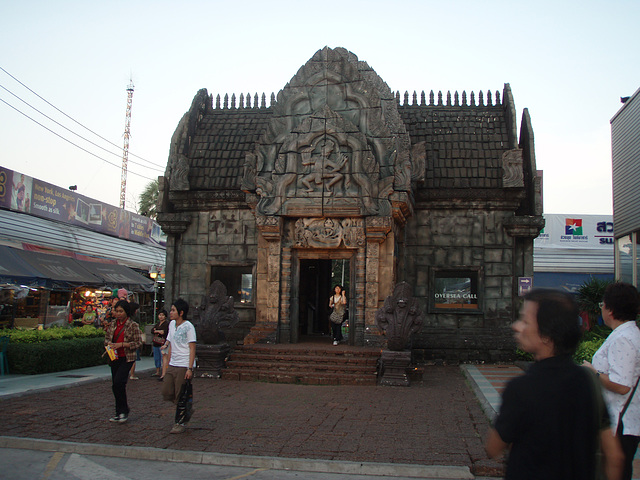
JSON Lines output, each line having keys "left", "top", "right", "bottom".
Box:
{"left": 329, "top": 285, "right": 347, "bottom": 346}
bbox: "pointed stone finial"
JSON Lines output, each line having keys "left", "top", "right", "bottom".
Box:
{"left": 487, "top": 90, "right": 493, "bottom": 106}
{"left": 479, "top": 90, "right": 484, "bottom": 106}
{"left": 254, "top": 93, "right": 259, "bottom": 109}
{"left": 420, "top": 91, "right": 426, "bottom": 106}
{"left": 437, "top": 91, "right": 443, "bottom": 106}
{"left": 216, "top": 94, "right": 221, "bottom": 109}
{"left": 223, "top": 93, "right": 229, "bottom": 109}
{"left": 454, "top": 91, "right": 460, "bottom": 106}
{"left": 404, "top": 91, "right": 409, "bottom": 105}
{"left": 231, "top": 93, "right": 237, "bottom": 109}
{"left": 496, "top": 90, "right": 501, "bottom": 105}
{"left": 446, "top": 91, "right": 451, "bottom": 106}
{"left": 470, "top": 91, "right": 476, "bottom": 106}
{"left": 412, "top": 91, "right": 417, "bottom": 105}
{"left": 239, "top": 93, "right": 244, "bottom": 109}
{"left": 429, "top": 90, "right": 435, "bottom": 105}
{"left": 270, "top": 92, "right": 276, "bottom": 106}
{"left": 246, "top": 93, "right": 251, "bottom": 109}
{"left": 462, "top": 91, "right": 467, "bottom": 106}
{"left": 261, "top": 93, "right": 266, "bottom": 108}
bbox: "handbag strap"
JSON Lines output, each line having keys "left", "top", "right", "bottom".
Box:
{"left": 619, "top": 374, "right": 640, "bottom": 422}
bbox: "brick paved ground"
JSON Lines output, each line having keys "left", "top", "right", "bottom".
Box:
{"left": 0, "top": 366, "right": 504, "bottom": 476}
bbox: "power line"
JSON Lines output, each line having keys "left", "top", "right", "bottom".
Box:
{"left": 0, "top": 97, "right": 156, "bottom": 182}
{"left": 0, "top": 82, "right": 163, "bottom": 173}
{"left": 0, "top": 65, "right": 165, "bottom": 169}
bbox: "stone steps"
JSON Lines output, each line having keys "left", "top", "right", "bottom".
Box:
{"left": 222, "top": 343, "right": 380, "bottom": 386}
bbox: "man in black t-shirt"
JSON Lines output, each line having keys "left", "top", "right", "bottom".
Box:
{"left": 485, "top": 289, "right": 623, "bottom": 480}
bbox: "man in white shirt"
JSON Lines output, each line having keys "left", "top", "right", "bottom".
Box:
{"left": 161, "top": 298, "right": 196, "bottom": 434}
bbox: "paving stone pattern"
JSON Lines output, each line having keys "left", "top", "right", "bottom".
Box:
{"left": 0, "top": 366, "right": 503, "bottom": 476}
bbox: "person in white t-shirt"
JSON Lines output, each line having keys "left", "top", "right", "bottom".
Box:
{"left": 584, "top": 282, "right": 640, "bottom": 480}
{"left": 161, "top": 298, "right": 196, "bottom": 434}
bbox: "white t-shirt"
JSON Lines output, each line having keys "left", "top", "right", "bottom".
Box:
{"left": 592, "top": 320, "right": 640, "bottom": 435}
{"left": 167, "top": 319, "right": 196, "bottom": 368}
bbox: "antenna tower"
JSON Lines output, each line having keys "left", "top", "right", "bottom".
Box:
{"left": 120, "top": 79, "right": 134, "bottom": 209}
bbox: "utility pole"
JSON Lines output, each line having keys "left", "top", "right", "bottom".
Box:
{"left": 120, "top": 79, "right": 134, "bottom": 209}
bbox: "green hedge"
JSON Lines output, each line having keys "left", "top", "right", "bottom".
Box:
{"left": 6, "top": 337, "right": 109, "bottom": 374}
{"left": 3, "top": 325, "right": 103, "bottom": 343}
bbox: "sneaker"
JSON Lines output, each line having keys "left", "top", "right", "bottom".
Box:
{"left": 109, "top": 413, "right": 128, "bottom": 423}
{"left": 333, "top": 340, "right": 338, "bottom": 346}
{"left": 170, "top": 423, "right": 185, "bottom": 434}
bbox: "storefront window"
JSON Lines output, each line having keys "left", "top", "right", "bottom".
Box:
{"left": 211, "top": 265, "right": 254, "bottom": 304}
{"left": 617, "top": 234, "right": 633, "bottom": 284}
{"left": 431, "top": 270, "right": 480, "bottom": 311}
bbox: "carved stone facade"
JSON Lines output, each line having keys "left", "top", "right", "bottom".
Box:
{"left": 157, "top": 47, "right": 543, "bottom": 361}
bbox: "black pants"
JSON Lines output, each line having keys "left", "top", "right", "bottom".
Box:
{"left": 619, "top": 433, "right": 640, "bottom": 480}
{"left": 331, "top": 322, "right": 343, "bottom": 342}
{"left": 110, "top": 358, "right": 133, "bottom": 415}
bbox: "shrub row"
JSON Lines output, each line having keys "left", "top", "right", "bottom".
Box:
{"left": 3, "top": 325, "right": 103, "bottom": 344}
{"left": 7, "top": 337, "right": 109, "bottom": 374}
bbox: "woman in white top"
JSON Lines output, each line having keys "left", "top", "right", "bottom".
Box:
{"left": 584, "top": 282, "right": 640, "bottom": 480}
{"left": 329, "top": 285, "right": 347, "bottom": 346}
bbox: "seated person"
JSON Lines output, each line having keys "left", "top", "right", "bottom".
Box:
{"left": 81, "top": 305, "right": 97, "bottom": 325}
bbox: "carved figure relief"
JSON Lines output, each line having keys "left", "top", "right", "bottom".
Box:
{"left": 376, "top": 282, "right": 424, "bottom": 351}
{"left": 241, "top": 48, "right": 416, "bottom": 220}
{"left": 294, "top": 217, "right": 365, "bottom": 248}
{"left": 300, "top": 140, "right": 348, "bottom": 195}
{"left": 194, "top": 280, "right": 239, "bottom": 345}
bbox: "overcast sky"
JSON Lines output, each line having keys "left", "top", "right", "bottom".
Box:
{"left": 1, "top": 0, "right": 638, "bottom": 215}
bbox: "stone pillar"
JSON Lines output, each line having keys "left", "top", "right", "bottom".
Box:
{"left": 279, "top": 247, "right": 292, "bottom": 343}
{"left": 363, "top": 216, "right": 393, "bottom": 347}
{"left": 156, "top": 212, "right": 192, "bottom": 305}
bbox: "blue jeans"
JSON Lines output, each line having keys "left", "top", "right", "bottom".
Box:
{"left": 152, "top": 345, "right": 162, "bottom": 369}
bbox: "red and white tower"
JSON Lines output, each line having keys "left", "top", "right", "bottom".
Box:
{"left": 120, "top": 79, "right": 134, "bottom": 209}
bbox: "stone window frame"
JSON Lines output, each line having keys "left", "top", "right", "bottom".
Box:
{"left": 428, "top": 267, "right": 484, "bottom": 315}
{"left": 209, "top": 264, "right": 255, "bottom": 306}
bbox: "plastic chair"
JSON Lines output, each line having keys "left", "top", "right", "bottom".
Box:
{"left": 0, "top": 336, "right": 9, "bottom": 376}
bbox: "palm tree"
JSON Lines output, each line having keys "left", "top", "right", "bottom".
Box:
{"left": 138, "top": 179, "right": 159, "bottom": 219}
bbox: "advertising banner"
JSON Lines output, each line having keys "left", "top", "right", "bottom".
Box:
{"left": 0, "top": 166, "right": 166, "bottom": 248}
{"left": 534, "top": 214, "right": 613, "bottom": 250}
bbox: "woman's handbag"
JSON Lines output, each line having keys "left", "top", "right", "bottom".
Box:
{"left": 152, "top": 334, "right": 164, "bottom": 347}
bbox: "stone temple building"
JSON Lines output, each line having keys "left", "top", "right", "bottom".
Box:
{"left": 157, "top": 47, "right": 543, "bottom": 362}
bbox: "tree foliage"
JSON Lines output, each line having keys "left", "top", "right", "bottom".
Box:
{"left": 138, "top": 179, "right": 159, "bottom": 219}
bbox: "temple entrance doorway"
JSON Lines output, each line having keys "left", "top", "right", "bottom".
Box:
{"left": 295, "top": 256, "right": 352, "bottom": 343}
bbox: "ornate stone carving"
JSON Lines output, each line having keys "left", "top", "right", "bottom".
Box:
{"left": 376, "top": 282, "right": 424, "bottom": 351}
{"left": 156, "top": 212, "right": 192, "bottom": 235}
{"left": 194, "top": 280, "right": 239, "bottom": 345}
{"left": 294, "top": 217, "right": 365, "bottom": 248}
{"left": 502, "top": 149, "right": 524, "bottom": 188}
{"left": 167, "top": 153, "right": 190, "bottom": 191}
{"left": 241, "top": 47, "right": 416, "bottom": 220}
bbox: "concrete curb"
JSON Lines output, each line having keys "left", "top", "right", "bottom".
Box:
{"left": 0, "top": 436, "right": 475, "bottom": 479}
{"left": 459, "top": 365, "right": 497, "bottom": 422}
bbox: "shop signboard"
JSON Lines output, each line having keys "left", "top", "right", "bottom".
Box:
{"left": 0, "top": 165, "right": 166, "bottom": 248}
{"left": 534, "top": 214, "right": 613, "bottom": 250}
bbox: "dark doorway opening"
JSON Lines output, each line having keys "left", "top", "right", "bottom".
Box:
{"left": 298, "top": 258, "right": 351, "bottom": 340}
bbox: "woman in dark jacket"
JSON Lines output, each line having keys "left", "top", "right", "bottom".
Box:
{"left": 103, "top": 300, "right": 142, "bottom": 423}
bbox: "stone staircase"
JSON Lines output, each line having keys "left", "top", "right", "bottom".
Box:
{"left": 221, "top": 342, "right": 380, "bottom": 385}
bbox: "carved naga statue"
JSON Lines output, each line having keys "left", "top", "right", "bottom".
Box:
{"left": 195, "top": 280, "right": 239, "bottom": 345}
{"left": 376, "top": 282, "right": 424, "bottom": 351}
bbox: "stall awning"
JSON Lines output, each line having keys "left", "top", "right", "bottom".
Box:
{"left": 13, "top": 248, "right": 103, "bottom": 287}
{"left": 0, "top": 245, "right": 49, "bottom": 287}
{"left": 0, "top": 245, "right": 154, "bottom": 292}
{"left": 80, "top": 261, "right": 155, "bottom": 293}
